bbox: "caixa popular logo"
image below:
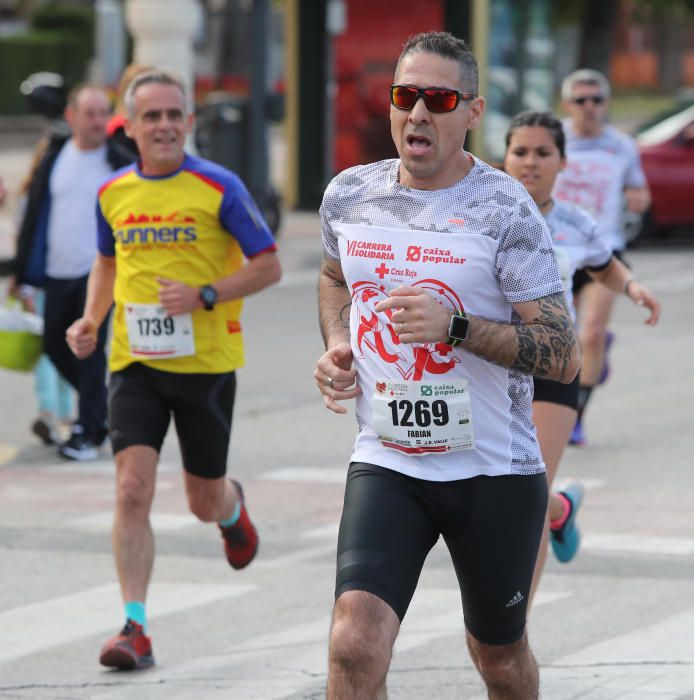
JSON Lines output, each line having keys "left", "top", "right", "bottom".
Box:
{"left": 113, "top": 212, "right": 198, "bottom": 245}
{"left": 420, "top": 385, "right": 433, "bottom": 397}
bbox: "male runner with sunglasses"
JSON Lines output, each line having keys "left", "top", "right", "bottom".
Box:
{"left": 314, "top": 31, "right": 580, "bottom": 699}
{"left": 553, "top": 69, "right": 651, "bottom": 445}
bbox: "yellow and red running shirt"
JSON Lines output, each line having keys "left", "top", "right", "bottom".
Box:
{"left": 97, "top": 153, "right": 275, "bottom": 374}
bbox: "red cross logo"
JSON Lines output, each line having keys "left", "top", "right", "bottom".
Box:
{"left": 375, "top": 263, "right": 389, "bottom": 279}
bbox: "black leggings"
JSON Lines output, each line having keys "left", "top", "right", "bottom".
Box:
{"left": 335, "top": 462, "right": 548, "bottom": 645}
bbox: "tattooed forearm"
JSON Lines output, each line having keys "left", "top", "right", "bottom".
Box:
{"left": 464, "top": 293, "right": 580, "bottom": 383}
{"left": 318, "top": 258, "right": 352, "bottom": 349}
{"left": 339, "top": 303, "right": 351, "bottom": 329}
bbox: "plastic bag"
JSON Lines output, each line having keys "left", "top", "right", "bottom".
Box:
{"left": 0, "top": 299, "right": 43, "bottom": 372}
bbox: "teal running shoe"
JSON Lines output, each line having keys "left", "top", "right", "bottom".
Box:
{"left": 550, "top": 481, "right": 585, "bottom": 563}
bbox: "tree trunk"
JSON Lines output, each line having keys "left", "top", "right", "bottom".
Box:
{"left": 578, "top": 0, "right": 619, "bottom": 74}
{"left": 654, "top": 8, "right": 684, "bottom": 93}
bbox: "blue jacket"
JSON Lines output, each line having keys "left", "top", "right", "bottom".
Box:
{"left": 13, "top": 129, "right": 134, "bottom": 286}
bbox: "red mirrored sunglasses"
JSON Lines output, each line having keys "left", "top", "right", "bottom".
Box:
{"left": 390, "top": 84, "right": 476, "bottom": 113}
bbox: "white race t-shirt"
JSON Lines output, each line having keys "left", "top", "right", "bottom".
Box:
{"left": 544, "top": 200, "right": 611, "bottom": 321}
{"left": 553, "top": 122, "right": 647, "bottom": 252}
{"left": 321, "top": 156, "right": 564, "bottom": 481}
{"left": 46, "top": 139, "right": 112, "bottom": 279}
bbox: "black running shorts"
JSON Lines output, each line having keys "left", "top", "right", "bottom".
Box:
{"left": 108, "top": 362, "right": 236, "bottom": 479}
{"left": 335, "top": 462, "right": 548, "bottom": 645}
{"left": 532, "top": 373, "right": 579, "bottom": 410}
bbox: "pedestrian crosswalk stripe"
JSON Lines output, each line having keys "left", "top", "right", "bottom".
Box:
{"left": 0, "top": 583, "right": 255, "bottom": 665}
{"left": 66, "top": 511, "right": 201, "bottom": 532}
{"left": 540, "top": 607, "right": 694, "bottom": 696}
{"left": 583, "top": 533, "right": 694, "bottom": 556}
{"left": 260, "top": 467, "right": 347, "bottom": 483}
{"left": 88, "top": 587, "right": 571, "bottom": 700}
{"left": 32, "top": 459, "right": 178, "bottom": 475}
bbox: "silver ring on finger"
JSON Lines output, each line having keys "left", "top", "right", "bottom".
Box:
{"left": 325, "top": 376, "right": 333, "bottom": 388}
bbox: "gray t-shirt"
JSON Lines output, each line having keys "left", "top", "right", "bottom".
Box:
{"left": 321, "top": 156, "right": 564, "bottom": 480}
{"left": 553, "top": 122, "right": 647, "bottom": 252}
{"left": 544, "top": 199, "right": 612, "bottom": 321}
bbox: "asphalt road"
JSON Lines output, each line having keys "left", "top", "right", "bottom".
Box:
{"left": 1, "top": 220, "right": 693, "bottom": 699}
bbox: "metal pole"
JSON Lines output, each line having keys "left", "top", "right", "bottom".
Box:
{"left": 249, "top": 0, "right": 270, "bottom": 209}
{"left": 324, "top": 0, "right": 346, "bottom": 184}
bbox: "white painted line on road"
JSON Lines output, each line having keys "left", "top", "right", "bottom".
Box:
{"left": 543, "top": 607, "right": 694, "bottom": 696}
{"left": 90, "top": 587, "right": 571, "bottom": 700}
{"left": 254, "top": 543, "right": 337, "bottom": 570}
{"left": 576, "top": 478, "right": 606, "bottom": 490}
{"left": 0, "top": 582, "right": 256, "bottom": 665}
{"left": 66, "top": 511, "right": 201, "bottom": 532}
{"left": 34, "top": 459, "right": 178, "bottom": 475}
{"left": 583, "top": 533, "right": 694, "bottom": 556}
{"left": 303, "top": 523, "right": 339, "bottom": 539}
{"left": 260, "top": 467, "right": 347, "bottom": 483}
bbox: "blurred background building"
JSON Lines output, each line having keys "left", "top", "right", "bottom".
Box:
{"left": 0, "top": 0, "right": 692, "bottom": 211}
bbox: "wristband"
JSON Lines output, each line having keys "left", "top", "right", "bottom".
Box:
{"left": 623, "top": 278, "right": 636, "bottom": 296}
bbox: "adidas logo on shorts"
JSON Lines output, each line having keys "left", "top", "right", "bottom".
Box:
{"left": 505, "top": 591, "right": 524, "bottom": 608}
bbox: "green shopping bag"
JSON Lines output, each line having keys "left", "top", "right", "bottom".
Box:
{"left": 0, "top": 298, "right": 43, "bottom": 372}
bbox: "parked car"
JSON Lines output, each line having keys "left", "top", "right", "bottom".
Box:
{"left": 635, "top": 102, "right": 694, "bottom": 238}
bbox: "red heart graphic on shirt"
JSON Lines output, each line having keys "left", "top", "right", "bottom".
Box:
{"left": 351, "top": 278, "right": 463, "bottom": 381}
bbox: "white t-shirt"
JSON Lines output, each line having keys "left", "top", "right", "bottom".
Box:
{"left": 544, "top": 200, "right": 612, "bottom": 321}
{"left": 321, "top": 156, "right": 564, "bottom": 481}
{"left": 46, "top": 139, "right": 112, "bottom": 279}
{"left": 553, "top": 122, "right": 647, "bottom": 252}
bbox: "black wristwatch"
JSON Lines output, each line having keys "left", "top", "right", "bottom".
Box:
{"left": 447, "top": 310, "right": 469, "bottom": 347}
{"left": 199, "top": 285, "right": 218, "bottom": 311}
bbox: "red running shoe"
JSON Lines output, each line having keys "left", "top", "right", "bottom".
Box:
{"left": 99, "top": 619, "right": 154, "bottom": 670}
{"left": 219, "top": 479, "right": 259, "bottom": 569}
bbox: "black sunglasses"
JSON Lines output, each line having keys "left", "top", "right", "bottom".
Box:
{"left": 572, "top": 95, "right": 605, "bottom": 106}
{"left": 390, "top": 84, "right": 476, "bottom": 113}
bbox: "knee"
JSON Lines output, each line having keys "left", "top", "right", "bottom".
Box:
{"left": 329, "top": 594, "right": 394, "bottom": 680}
{"left": 116, "top": 470, "right": 153, "bottom": 516}
{"left": 467, "top": 633, "right": 531, "bottom": 690}
{"left": 580, "top": 319, "right": 606, "bottom": 353}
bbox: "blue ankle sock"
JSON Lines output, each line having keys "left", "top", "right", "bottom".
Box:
{"left": 124, "top": 601, "right": 147, "bottom": 631}
{"left": 219, "top": 501, "right": 241, "bottom": 528}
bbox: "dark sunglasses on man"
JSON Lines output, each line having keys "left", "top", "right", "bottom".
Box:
{"left": 390, "top": 84, "right": 476, "bottom": 113}
{"left": 571, "top": 95, "right": 605, "bottom": 106}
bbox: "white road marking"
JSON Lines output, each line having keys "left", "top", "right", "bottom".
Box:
{"left": 302, "top": 523, "right": 339, "bottom": 539}
{"left": 583, "top": 533, "right": 694, "bottom": 556}
{"left": 91, "top": 587, "right": 571, "bottom": 700}
{"left": 539, "top": 607, "right": 694, "bottom": 697}
{"left": 0, "top": 582, "right": 255, "bottom": 665}
{"left": 260, "top": 467, "right": 347, "bottom": 483}
{"left": 66, "top": 511, "right": 201, "bottom": 532}
{"left": 574, "top": 478, "right": 606, "bottom": 490}
{"left": 33, "top": 459, "right": 178, "bottom": 475}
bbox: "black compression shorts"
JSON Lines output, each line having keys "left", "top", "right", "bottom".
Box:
{"left": 108, "top": 362, "right": 236, "bottom": 479}
{"left": 335, "top": 462, "right": 548, "bottom": 645}
{"left": 532, "top": 373, "right": 579, "bottom": 410}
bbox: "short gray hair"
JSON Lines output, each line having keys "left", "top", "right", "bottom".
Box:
{"left": 396, "top": 31, "right": 478, "bottom": 96}
{"left": 561, "top": 69, "right": 611, "bottom": 101}
{"left": 124, "top": 69, "right": 189, "bottom": 118}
